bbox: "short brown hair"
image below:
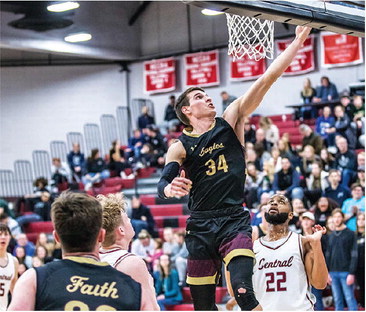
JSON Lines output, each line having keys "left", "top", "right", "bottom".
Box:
{"left": 51, "top": 192, "right": 102, "bottom": 253}
{"left": 331, "top": 208, "right": 344, "bottom": 218}
{"left": 175, "top": 87, "right": 204, "bottom": 125}
{"left": 97, "top": 193, "right": 126, "bottom": 247}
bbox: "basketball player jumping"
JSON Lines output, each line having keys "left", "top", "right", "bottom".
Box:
{"left": 251, "top": 194, "right": 328, "bottom": 310}
{"left": 0, "top": 224, "right": 18, "bottom": 311}
{"left": 157, "top": 26, "right": 311, "bottom": 310}
{"left": 98, "top": 193, "right": 159, "bottom": 311}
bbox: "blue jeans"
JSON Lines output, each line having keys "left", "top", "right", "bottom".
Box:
{"left": 158, "top": 298, "right": 182, "bottom": 311}
{"left": 329, "top": 271, "right": 358, "bottom": 311}
{"left": 311, "top": 287, "right": 324, "bottom": 311}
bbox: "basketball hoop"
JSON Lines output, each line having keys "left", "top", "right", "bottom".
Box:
{"left": 226, "top": 13, "right": 274, "bottom": 61}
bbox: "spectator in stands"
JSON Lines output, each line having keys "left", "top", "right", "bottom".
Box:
{"left": 246, "top": 148, "right": 261, "bottom": 171}
{"left": 329, "top": 105, "right": 357, "bottom": 150}
{"left": 341, "top": 183, "right": 365, "bottom": 232}
{"left": 126, "top": 129, "right": 146, "bottom": 163}
{"left": 131, "top": 229, "right": 155, "bottom": 271}
{"left": 251, "top": 203, "right": 268, "bottom": 241}
{"left": 12, "top": 233, "right": 35, "bottom": 257}
{"left": 153, "top": 254, "right": 183, "bottom": 310}
{"left": 313, "top": 197, "right": 337, "bottom": 228}
{"left": 350, "top": 95, "right": 365, "bottom": 122}
{"left": 36, "top": 232, "right": 54, "bottom": 257}
{"left": 50, "top": 157, "right": 71, "bottom": 192}
{"left": 244, "top": 118, "right": 256, "bottom": 144}
{"left": 356, "top": 115, "right": 365, "bottom": 148}
{"left": 289, "top": 198, "right": 307, "bottom": 233}
{"left": 299, "top": 124, "right": 323, "bottom": 155}
{"left": 82, "top": 148, "right": 110, "bottom": 190}
{"left": 300, "top": 211, "right": 315, "bottom": 235}
{"left": 272, "top": 157, "right": 303, "bottom": 200}
{"left": 14, "top": 246, "right": 32, "bottom": 269}
{"left": 250, "top": 193, "right": 271, "bottom": 226}
{"left": 160, "top": 95, "right": 180, "bottom": 135}
{"left": 278, "top": 138, "right": 296, "bottom": 164}
{"left": 31, "top": 256, "right": 44, "bottom": 268}
{"left": 323, "top": 169, "right": 351, "bottom": 207}
{"left": 259, "top": 116, "right": 279, "bottom": 146}
{"left": 356, "top": 212, "right": 365, "bottom": 308}
{"left": 320, "top": 148, "right": 335, "bottom": 172}
{"left": 254, "top": 128, "right": 272, "bottom": 153}
{"left": 340, "top": 92, "right": 353, "bottom": 120}
{"left": 0, "top": 213, "right": 22, "bottom": 237}
{"left": 17, "top": 263, "right": 28, "bottom": 277}
{"left": 268, "top": 147, "right": 282, "bottom": 173}
{"left": 138, "top": 106, "right": 155, "bottom": 130}
{"left": 67, "top": 143, "right": 85, "bottom": 183}
{"left": 313, "top": 76, "right": 339, "bottom": 103}
{"left": 358, "top": 151, "right": 365, "bottom": 167}
{"left": 131, "top": 195, "right": 155, "bottom": 238}
{"left": 151, "top": 238, "right": 164, "bottom": 268}
{"left": 316, "top": 106, "right": 335, "bottom": 148}
{"left": 355, "top": 165, "right": 365, "bottom": 189}
{"left": 35, "top": 244, "right": 53, "bottom": 264}
{"left": 220, "top": 91, "right": 237, "bottom": 111}
{"left": 326, "top": 209, "right": 358, "bottom": 311}
{"left": 304, "top": 161, "right": 329, "bottom": 206}
{"left": 145, "top": 126, "right": 167, "bottom": 168}
{"left": 0, "top": 198, "right": 16, "bottom": 219}
{"left": 300, "top": 145, "right": 321, "bottom": 178}
{"left": 162, "top": 227, "right": 178, "bottom": 256}
{"left": 300, "top": 78, "right": 317, "bottom": 119}
{"left": 257, "top": 161, "right": 275, "bottom": 199}
{"left": 171, "top": 231, "right": 188, "bottom": 287}
{"left": 334, "top": 136, "right": 357, "bottom": 188}
{"left": 244, "top": 162, "right": 265, "bottom": 209}
{"left": 108, "top": 140, "right": 130, "bottom": 177}
{"left": 16, "top": 191, "right": 52, "bottom": 228}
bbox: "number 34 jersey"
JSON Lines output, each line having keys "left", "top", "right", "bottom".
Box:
{"left": 253, "top": 232, "right": 315, "bottom": 311}
{"left": 179, "top": 117, "right": 246, "bottom": 212}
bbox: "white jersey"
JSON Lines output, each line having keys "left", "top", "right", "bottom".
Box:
{"left": 99, "top": 247, "right": 134, "bottom": 268}
{"left": 253, "top": 231, "right": 315, "bottom": 311}
{"left": 0, "top": 253, "right": 15, "bottom": 311}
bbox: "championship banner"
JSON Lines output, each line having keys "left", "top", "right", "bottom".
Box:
{"left": 230, "top": 52, "right": 266, "bottom": 81}
{"left": 276, "top": 36, "right": 315, "bottom": 75}
{"left": 320, "top": 33, "right": 363, "bottom": 68}
{"left": 185, "top": 50, "right": 220, "bottom": 87}
{"left": 144, "top": 57, "right": 176, "bottom": 94}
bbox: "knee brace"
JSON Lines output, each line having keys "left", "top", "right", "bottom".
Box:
{"left": 227, "top": 256, "right": 259, "bottom": 311}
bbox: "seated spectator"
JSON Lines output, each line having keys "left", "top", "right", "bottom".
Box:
{"left": 82, "top": 148, "right": 110, "bottom": 190}
{"left": 14, "top": 245, "right": 32, "bottom": 269}
{"left": 320, "top": 148, "right": 335, "bottom": 172}
{"left": 35, "top": 244, "right": 53, "bottom": 264}
{"left": 138, "top": 106, "right": 155, "bottom": 131}
{"left": 0, "top": 213, "right": 22, "bottom": 238}
{"left": 355, "top": 165, "right": 365, "bottom": 189}
{"left": 67, "top": 143, "right": 85, "bottom": 183}
{"left": 313, "top": 197, "right": 338, "bottom": 228}
{"left": 0, "top": 198, "right": 16, "bottom": 219}
{"left": 340, "top": 92, "right": 353, "bottom": 120}
{"left": 159, "top": 95, "right": 180, "bottom": 135}
{"left": 304, "top": 162, "right": 329, "bottom": 206}
{"left": 12, "top": 233, "right": 35, "bottom": 257}
{"left": 300, "top": 145, "right": 321, "bottom": 178}
{"left": 32, "top": 256, "right": 44, "bottom": 268}
{"left": 246, "top": 148, "right": 261, "bottom": 171}
{"left": 36, "top": 232, "right": 55, "bottom": 257}
{"left": 313, "top": 76, "right": 339, "bottom": 103}
{"left": 259, "top": 116, "right": 279, "bottom": 146}
{"left": 269, "top": 147, "right": 282, "bottom": 173}
{"left": 131, "top": 195, "right": 156, "bottom": 238}
{"left": 272, "top": 157, "right": 303, "bottom": 200}
{"left": 334, "top": 136, "right": 357, "bottom": 188}
{"left": 350, "top": 95, "right": 365, "bottom": 122}
{"left": 250, "top": 193, "right": 271, "bottom": 226}
{"left": 278, "top": 138, "right": 296, "bottom": 164}
{"left": 251, "top": 203, "right": 269, "bottom": 241}
{"left": 328, "top": 105, "right": 357, "bottom": 150}
{"left": 50, "top": 157, "right": 71, "bottom": 192}
{"left": 244, "top": 162, "right": 265, "bottom": 208}
{"left": 17, "top": 263, "right": 28, "bottom": 277}
{"left": 153, "top": 254, "right": 183, "bottom": 311}
{"left": 289, "top": 198, "right": 307, "bottom": 233}
{"left": 131, "top": 230, "right": 155, "bottom": 272}
{"left": 254, "top": 142, "right": 271, "bottom": 171}
{"left": 150, "top": 238, "right": 164, "bottom": 268}
{"left": 16, "top": 191, "right": 52, "bottom": 228}
{"left": 126, "top": 129, "right": 146, "bottom": 163}
{"left": 244, "top": 118, "right": 256, "bottom": 144}
{"left": 356, "top": 212, "right": 365, "bottom": 308}
{"left": 316, "top": 106, "right": 335, "bottom": 148}
{"left": 299, "top": 77, "right": 317, "bottom": 119}
{"left": 299, "top": 211, "right": 315, "bottom": 235}
{"left": 171, "top": 231, "right": 188, "bottom": 287}
{"left": 257, "top": 161, "right": 275, "bottom": 198}
{"left": 221, "top": 91, "right": 237, "bottom": 111}
{"left": 254, "top": 128, "right": 272, "bottom": 153}
{"left": 358, "top": 151, "right": 365, "bottom": 167}
{"left": 145, "top": 126, "right": 167, "bottom": 168}
{"left": 299, "top": 124, "right": 324, "bottom": 155}
{"left": 162, "top": 227, "right": 178, "bottom": 256}
{"left": 341, "top": 184, "right": 365, "bottom": 232}
{"left": 322, "top": 169, "right": 351, "bottom": 207}
{"left": 108, "top": 140, "right": 130, "bottom": 177}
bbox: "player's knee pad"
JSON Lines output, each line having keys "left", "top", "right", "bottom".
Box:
{"left": 227, "top": 256, "right": 259, "bottom": 310}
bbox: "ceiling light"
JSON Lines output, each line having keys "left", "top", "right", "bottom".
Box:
{"left": 47, "top": 2, "right": 80, "bottom": 12}
{"left": 64, "top": 33, "right": 92, "bottom": 43}
{"left": 201, "top": 9, "right": 224, "bottom": 16}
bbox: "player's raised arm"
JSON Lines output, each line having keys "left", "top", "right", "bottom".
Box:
{"left": 223, "top": 26, "right": 311, "bottom": 140}
{"left": 157, "top": 140, "right": 192, "bottom": 199}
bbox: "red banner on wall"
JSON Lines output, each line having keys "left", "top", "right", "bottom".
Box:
{"left": 320, "top": 33, "right": 363, "bottom": 68}
{"left": 144, "top": 57, "right": 176, "bottom": 94}
{"left": 230, "top": 53, "right": 266, "bottom": 81}
{"left": 184, "top": 50, "right": 220, "bottom": 87}
{"left": 276, "top": 36, "right": 315, "bottom": 76}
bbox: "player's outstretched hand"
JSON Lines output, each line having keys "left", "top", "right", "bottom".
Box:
{"left": 295, "top": 26, "right": 311, "bottom": 42}
{"left": 308, "top": 225, "right": 326, "bottom": 243}
{"left": 168, "top": 169, "right": 192, "bottom": 198}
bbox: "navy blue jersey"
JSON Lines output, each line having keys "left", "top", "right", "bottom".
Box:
{"left": 35, "top": 257, "right": 141, "bottom": 311}
{"left": 179, "top": 117, "right": 246, "bottom": 212}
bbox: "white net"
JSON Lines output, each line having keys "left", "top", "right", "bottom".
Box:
{"left": 226, "top": 13, "right": 274, "bottom": 61}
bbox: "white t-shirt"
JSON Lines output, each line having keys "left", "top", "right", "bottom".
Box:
{"left": 253, "top": 231, "right": 315, "bottom": 311}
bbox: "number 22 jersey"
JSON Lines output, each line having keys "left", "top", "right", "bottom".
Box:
{"left": 252, "top": 231, "right": 315, "bottom": 311}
